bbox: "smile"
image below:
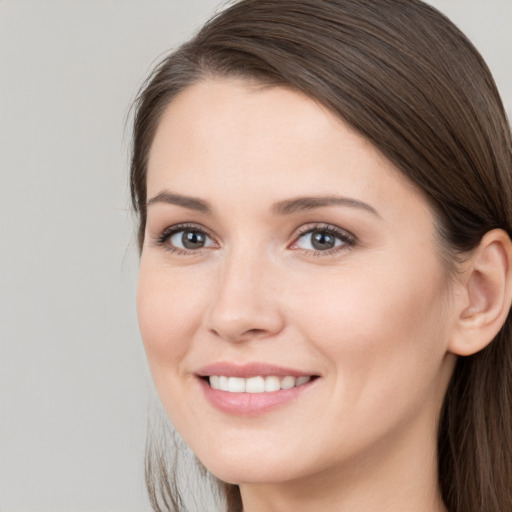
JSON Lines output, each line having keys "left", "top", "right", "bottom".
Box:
{"left": 197, "top": 365, "right": 319, "bottom": 415}
{"left": 208, "top": 375, "right": 312, "bottom": 393}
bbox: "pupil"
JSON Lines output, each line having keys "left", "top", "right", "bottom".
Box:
{"left": 312, "top": 231, "right": 335, "bottom": 250}
{"left": 182, "top": 230, "right": 205, "bottom": 249}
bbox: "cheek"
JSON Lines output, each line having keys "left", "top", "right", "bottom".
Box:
{"left": 276, "top": 259, "right": 452, "bottom": 464}
{"left": 136, "top": 262, "right": 213, "bottom": 438}
{"left": 136, "top": 263, "right": 203, "bottom": 376}
{"left": 288, "top": 256, "right": 450, "bottom": 396}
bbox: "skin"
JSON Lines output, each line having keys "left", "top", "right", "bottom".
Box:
{"left": 137, "top": 78, "right": 461, "bottom": 511}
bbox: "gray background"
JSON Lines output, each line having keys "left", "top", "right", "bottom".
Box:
{"left": 0, "top": 1, "right": 510, "bottom": 511}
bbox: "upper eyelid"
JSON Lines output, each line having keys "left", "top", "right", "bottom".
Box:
{"left": 161, "top": 223, "right": 213, "bottom": 237}
{"left": 293, "top": 223, "right": 356, "bottom": 240}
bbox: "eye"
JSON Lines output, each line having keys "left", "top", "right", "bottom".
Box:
{"left": 291, "top": 225, "right": 355, "bottom": 253}
{"left": 170, "top": 229, "right": 214, "bottom": 250}
{"left": 154, "top": 224, "right": 216, "bottom": 253}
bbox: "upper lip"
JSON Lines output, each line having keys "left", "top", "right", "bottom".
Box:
{"left": 196, "top": 361, "right": 317, "bottom": 378}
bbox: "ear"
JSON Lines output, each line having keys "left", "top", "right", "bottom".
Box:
{"left": 448, "top": 229, "right": 512, "bottom": 356}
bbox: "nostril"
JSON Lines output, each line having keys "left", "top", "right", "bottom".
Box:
{"left": 209, "top": 326, "right": 273, "bottom": 343}
{"left": 246, "top": 328, "right": 268, "bottom": 336}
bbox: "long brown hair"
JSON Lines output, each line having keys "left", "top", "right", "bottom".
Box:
{"left": 130, "top": 1, "right": 512, "bottom": 510}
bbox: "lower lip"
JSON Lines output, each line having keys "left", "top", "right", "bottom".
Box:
{"left": 198, "top": 378, "right": 316, "bottom": 416}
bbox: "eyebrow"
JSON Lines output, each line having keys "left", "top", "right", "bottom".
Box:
{"left": 146, "top": 191, "right": 211, "bottom": 213}
{"left": 272, "top": 195, "right": 381, "bottom": 217}
{"left": 146, "top": 191, "right": 380, "bottom": 218}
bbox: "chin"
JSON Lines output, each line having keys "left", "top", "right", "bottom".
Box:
{"left": 204, "top": 459, "right": 302, "bottom": 486}
{"left": 190, "top": 438, "right": 318, "bottom": 486}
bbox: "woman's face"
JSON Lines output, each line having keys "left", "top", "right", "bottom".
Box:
{"left": 138, "top": 79, "right": 458, "bottom": 487}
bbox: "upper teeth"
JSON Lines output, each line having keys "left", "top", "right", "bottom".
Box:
{"left": 209, "top": 375, "right": 311, "bottom": 393}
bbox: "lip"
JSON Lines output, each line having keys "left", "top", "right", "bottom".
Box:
{"left": 196, "top": 361, "right": 315, "bottom": 378}
{"left": 195, "top": 361, "right": 319, "bottom": 416}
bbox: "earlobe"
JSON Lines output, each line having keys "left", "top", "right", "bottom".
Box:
{"left": 449, "top": 229, "right": 512, "bottom": 357}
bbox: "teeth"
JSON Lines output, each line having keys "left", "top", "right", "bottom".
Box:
{"left": 246, "top": 376, "right": 265, "bottom": 393}
{"left": 296, "top": 376, "right": 311, "bottom": 386}
{"left": 210, "top": 375, "right": 220, "bottom": 389}
{"left": 228, "top": 377, "right": 246, "bottom": 393}
{"left": 219, "top": 376, "right": 229, "bottom": 390}
{"left": 264, "top": 376, "right": 281, "bottom": 392}
{"left": 280, "top": 376, "right": 295, "bottom": 390}
{"left": 208, "top": 375, "right": 312, "bottom": 393}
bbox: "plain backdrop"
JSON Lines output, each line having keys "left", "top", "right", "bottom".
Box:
{"left": 0, "top": 1, "right": 510, "bottom": 511}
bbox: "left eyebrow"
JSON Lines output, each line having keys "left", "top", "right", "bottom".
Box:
{"left": 146, "top": 191, "right": 211, "bottom": 213}
{"left": 271, "top": 195, "right": 381, "bottom": 218}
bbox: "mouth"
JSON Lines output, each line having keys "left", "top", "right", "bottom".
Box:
{"left": 202, "top": 374, "right": 316, "bottom": 393}
{"left": 195, "top": 362, "right": 320, "bottom": 415}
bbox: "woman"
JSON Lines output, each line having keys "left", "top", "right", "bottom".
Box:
{"left": 130, "top": 1, "right": 512, "bottom": 511}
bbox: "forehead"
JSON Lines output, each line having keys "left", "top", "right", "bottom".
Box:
{"left": 146, "top": 78, "right": 426, "bottom": 219}
{"left": 147, "top": 79, "right": 354, "bottom": 179}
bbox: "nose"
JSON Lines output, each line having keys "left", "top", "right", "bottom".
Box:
{"left": 205, "top": 247, "right": 285, "bottom": 343}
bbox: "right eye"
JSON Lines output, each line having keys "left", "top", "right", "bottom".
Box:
{"left": 155, "top": 225, "right": 216, "bottom": 253}
{"left": 172, "top": 229, "right": 214, "bottom": 250}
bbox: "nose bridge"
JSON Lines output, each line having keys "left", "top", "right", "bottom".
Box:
{"left": 206, "top": 240, "right": 283, "bottom": 342}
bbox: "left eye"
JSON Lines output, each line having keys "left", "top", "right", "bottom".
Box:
{"left": 294, "top": 229, "right": 347, "bottom": 251}
{"left": 169, "top": 229, "right": 215, "bottom": 250}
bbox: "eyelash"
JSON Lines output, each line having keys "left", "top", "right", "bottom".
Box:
{"left": 292, "top": 224, "right": 356, "bottom": 255}
{"left": 152, "top": 223, "right": 357, "bottom": 256}
{"left": 152, "top": 223, "right": 216, "bottom": 256}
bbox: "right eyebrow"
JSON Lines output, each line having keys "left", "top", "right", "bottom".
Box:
{"left": 146, "top": 191, "right": 212, "bottom": 214}
{"left": 271, "top": 195, "right": 381, "bottom": 218}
